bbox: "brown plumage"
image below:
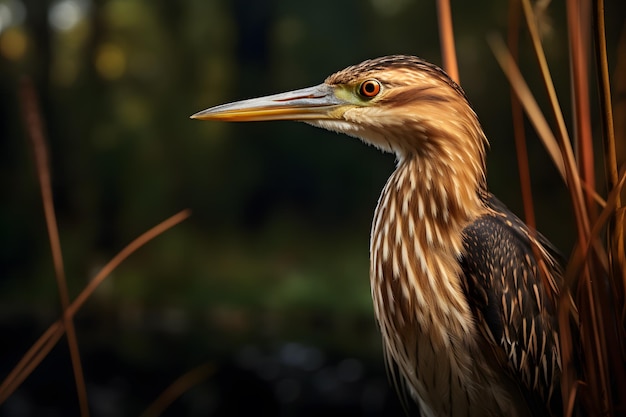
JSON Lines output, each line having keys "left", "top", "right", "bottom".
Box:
{"left": 192, "top": 55, "right": 563, "bottom": 417}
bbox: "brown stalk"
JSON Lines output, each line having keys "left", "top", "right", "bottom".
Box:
{"left": 567, "top": 0, "right": 597, "bottom": 220}
{"left": 508, "top": 0, "right": 536, "bottom": 229}
{"left": 489, "top": 33, "right": 608, "bottom": 416}
{"left": 519, "top": 2, "right": 615, "bottom": 410}
{"left": 520, "top": 0, "right": 591, "bottom": 241}
{"left": 0, "top": 323, "right": 64, "bottom": 404}
{"left": 557, "top": 296, "right": 578, "bottom": 417}
{"left": 488, "top": 36, "right": 566, "bottom": 180}
{"left": 593, "top": 0, "right": 626, "bottom": 309}
{"left": 489, "top": 1, "right": 624, "bottom": 413}
{"left": 592, "top": 0, "right": 626, "bottom": 410}
{"left": 19, "top": 77, "right": 90, "bottom": 417}
{"left": 580, "top": 181, "right": 608, "bottom": 208}
{"left": 68, "top": 209, "right": 191, "bottom": 317}
{"left": 139, "top": 363, "right": 214, "bottom": 417}
{"left": 436, "top": 0, "right": 460, "bottom": 84}
{"left": 613, "top": 25, "right": 626, "bottom": 325}
{"left": 593, "top": 1, "right": 620, "bottom": 216}
{"left": 564, "top": 170, "right": 626, "bottom": 288}
{"left": 0, "top": 210, "right": 191, "bottom": 404}
{"left": 566, "top": 3, "right": 612, "bottom": 412}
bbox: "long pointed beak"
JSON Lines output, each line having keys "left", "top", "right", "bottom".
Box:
{"left": 190, "top": 84, "right": 344, "bottom": 122}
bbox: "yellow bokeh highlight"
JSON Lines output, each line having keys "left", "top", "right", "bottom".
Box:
{"left": 95, "top": 43, "right": 126, "bottom": 80}
{"left": 0, "top": 28, "right": 27, "bottom": 61}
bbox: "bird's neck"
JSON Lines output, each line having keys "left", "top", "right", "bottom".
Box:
{"left": 369, "top": 151, "right": 492, "bottom": 413}
{"left": 371, "top": 154, "right": 485, "bottom": 336}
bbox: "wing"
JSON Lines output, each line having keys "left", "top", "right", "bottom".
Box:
{"left": 461, "top": 193, "right": 563, "bottom": 416}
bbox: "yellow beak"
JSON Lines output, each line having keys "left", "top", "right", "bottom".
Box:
{"left": 190, "top": 84, "right": 345, "bottom": 122}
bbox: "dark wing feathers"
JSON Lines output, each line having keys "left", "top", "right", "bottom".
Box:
{"left": 461, "top": 194, "right": 563, "bottom": 416}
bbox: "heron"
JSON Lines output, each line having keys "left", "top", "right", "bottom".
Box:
{"left": 192, "top": 55, "right": 563, "bottom": 417}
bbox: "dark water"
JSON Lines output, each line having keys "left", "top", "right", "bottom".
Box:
{"left": 1, "top": 309, "right": 408, "bottom": 417}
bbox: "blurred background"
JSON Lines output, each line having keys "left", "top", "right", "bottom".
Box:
{"left": 0, "top": 0, "right": 624, "bottom": 415}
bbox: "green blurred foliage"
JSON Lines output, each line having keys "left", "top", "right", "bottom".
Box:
{"left": 2, "top": 0, "right": 625, "bottom": 336}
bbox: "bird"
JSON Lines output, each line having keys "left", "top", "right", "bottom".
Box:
{"left": 191, "top": 55, "right": 563, "bottom": 417}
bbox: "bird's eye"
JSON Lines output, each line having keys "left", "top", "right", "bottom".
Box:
{"left": 359, "top": 80, "right": 381, "bottom": 98}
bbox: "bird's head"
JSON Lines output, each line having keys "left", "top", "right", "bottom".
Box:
{"left": 192, "top": 55, "right": 487, "bottom": 170}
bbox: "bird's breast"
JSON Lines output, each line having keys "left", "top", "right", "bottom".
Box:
{"left": 368, "top": 160, "right": 524, "bottom": 417}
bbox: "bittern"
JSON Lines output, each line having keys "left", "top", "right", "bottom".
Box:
{"left": 192, "top": 55, "right": 563, "bottom": 417}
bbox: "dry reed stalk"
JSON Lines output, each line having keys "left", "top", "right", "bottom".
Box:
{"left": 436, "top": 0, "right": 460, "bottom": 84}
{"left": 19, "top": 77, "right": 90, "bottom": 417}
{"left": 140, "top": 363, "right": 214, "bottom": 417}
{"left": 0, "top": 209, "right": 190, "bottom": 404}
{"left": 7, "top": 42, "right": 194, "bottom": 417}
{"left": 507, "top": 0, "right": 537, "bottom": 229}
{"left": 491, "top": 0, "right": 626, "bottom": 414}
{"left": 568, "top": 0, "right": 597, "bottom": 221}
{"left": 591, "top": 0, "right": 626, "bottom": 413}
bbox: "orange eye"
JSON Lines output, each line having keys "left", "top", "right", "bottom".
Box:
{"left": 359, "top": 80, "right": 381, "bottom": 98}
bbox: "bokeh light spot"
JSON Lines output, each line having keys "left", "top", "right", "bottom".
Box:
{"left": 0, "top": 4, "right": 11, "bottom": 32}
{"left": 49, "top": 0, "right": 89, "bottom": 32}
{"left": 95, "top": 42, "right": 126, "bottom": 80}
{"left": 0, "top": 0, "right": 26, "bottom": 33}
{"left": 0, "top": 27, "right": 27, "bottom": 61}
